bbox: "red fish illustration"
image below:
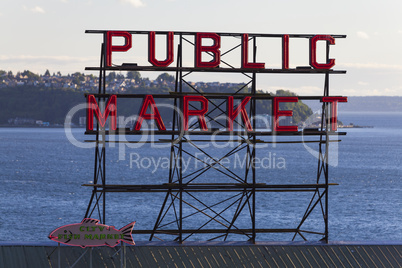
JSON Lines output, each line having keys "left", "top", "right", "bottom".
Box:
{"left": 48, "top": 218, "right": 135, "bottom": 248}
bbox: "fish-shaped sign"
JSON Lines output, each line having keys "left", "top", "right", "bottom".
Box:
{"left": 48, "top": 218, "right": 135, "bottom": 248}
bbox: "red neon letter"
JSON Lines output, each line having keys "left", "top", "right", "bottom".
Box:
{"left": 134, "top": 95, "right": 166, "bottom": 131}
{"left": 241, "top": 34, "right": 265, "bottom": 69}
{"left": 272, "top": 97, "right": 299, "bottom": 132}
{"left": 183, "top": 96, "right": 208, "bottom": 131}
{"left": 148, "top": 31, "right": 174, "bottom": 67}
{"left": 282, "top": 35, "right": 289, "bottom": 70}
{"left": 321, "top": 97, "right": 347, "bottom": 131}
{"left": 106, "top": 31, "right": 132, "bottom": 67}
{"left": 309, "top": 35, "right": 335, "bottom": 69}
{"left": 195, "top": 33, "right": 221, "bottom": 68}
{"left": 87, "top": 95, "right": 117, "bottom": 130}
{"left": 227, "top": 96, "right": 253, "bottom": 131}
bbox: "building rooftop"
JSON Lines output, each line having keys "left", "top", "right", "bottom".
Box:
{"left": 1, "top": 241, "right": 401, "bottom": 267}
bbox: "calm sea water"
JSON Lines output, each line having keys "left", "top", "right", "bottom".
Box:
{"left": 0, "top": 112, "right": 401, "bottom": 242}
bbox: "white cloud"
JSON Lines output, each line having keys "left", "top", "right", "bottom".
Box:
{"left": 262, "top": 86, "right": 323, "bottom": 96}
{"left": 357, "top": 31, "right": 369, "bottom": 39}
{"left": 358, "top": 81, "right": 369, "bottom": 86}
{"left": 336, "top": 86, "right": 402, "bottom": 96}
{"left": 0, "top": 55, "right": 97, "bottom": 63}
{"left": 23, "top": 5, "right": 46, "bottom": 13}
{"left": 118, "top": 0, "right": 145, "bottom": 7}
{"left": 32, "top": 6, "right": 45, "bottom": 13}
{"left": 339, "top": 62, "right": 402, "bottom": 70}
{"left": 0, "top": 55, "right": 99, "bottom": 75}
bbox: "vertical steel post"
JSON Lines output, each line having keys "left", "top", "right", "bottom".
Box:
{"left": 85, "top": 42, "right": 106, "bottom": 221}
{"left": 324, "top": 72, "right": 329, "bottom": 243}
{"left": 178, "top": 33, "right": 183, "bottom": 243}
{"left": 101, "top": 34, "right": 107, "bottom": 224}
{"left": 251, "top": 36, "right": 257, "bottom": 243}
{"left": 324, "top": 40, "right": 331, "bottom": 243}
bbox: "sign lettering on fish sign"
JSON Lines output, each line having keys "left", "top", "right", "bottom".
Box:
{"left": 48, "top": 218, "right": 135, "bottom": 248}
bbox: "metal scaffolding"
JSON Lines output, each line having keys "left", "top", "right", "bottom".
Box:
{"left": 83, "top": 31, "right": 346, "bottom": 243}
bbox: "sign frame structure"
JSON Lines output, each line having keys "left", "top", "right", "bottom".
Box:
{"left": 83, "top": 30, "right": 347, "bottom": 243}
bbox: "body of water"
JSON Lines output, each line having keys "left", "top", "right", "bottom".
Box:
{"left": 0, "top": 112, "right": 401, "bottom": 242}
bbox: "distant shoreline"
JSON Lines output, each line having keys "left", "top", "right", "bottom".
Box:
{"left": 0, "top": 125, "right": 80, "bottom": 128}
{"left": 338, "top": 125, "right": 374, "bottom": 128}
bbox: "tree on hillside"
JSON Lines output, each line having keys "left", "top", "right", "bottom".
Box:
{"left": 116, "top": 73, "right": 125, "bottom": 80}
{"left": 273, "top": 89, "right": 313, "bottom": 123}
{"left": 140, "top": 77, "right": 149, "bottom": 87}
{"left": 44, "top": 69, "right": 50, "bottom": 76}
{"left": 275, "top": 89, "right": 295, "bottom": 97}
{"left": 107, "top": 72, "right": 116, "bottom": 81}
{"left": 72, "top": 72, "right": 85, "bottom": 85}
{"left": 156, "top": 73, "right": 174, "bottom": 83}
{"left": 127, "top": 71, "right": 141, "bottom": 83}
{"left": 21, "top": 70, "right": 40, "bottom": 80}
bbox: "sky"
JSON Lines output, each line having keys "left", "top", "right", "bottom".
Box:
{"left": 1, "top": 0, "right": 402, "bottom": 96}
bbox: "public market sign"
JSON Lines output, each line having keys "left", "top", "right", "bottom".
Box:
{"left": 85, "top": 30, "right": 347, "bottom": 133}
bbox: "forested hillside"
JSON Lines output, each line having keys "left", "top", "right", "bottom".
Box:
{"left": 0, "top": 85, "right": 312, "bottom": 126}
